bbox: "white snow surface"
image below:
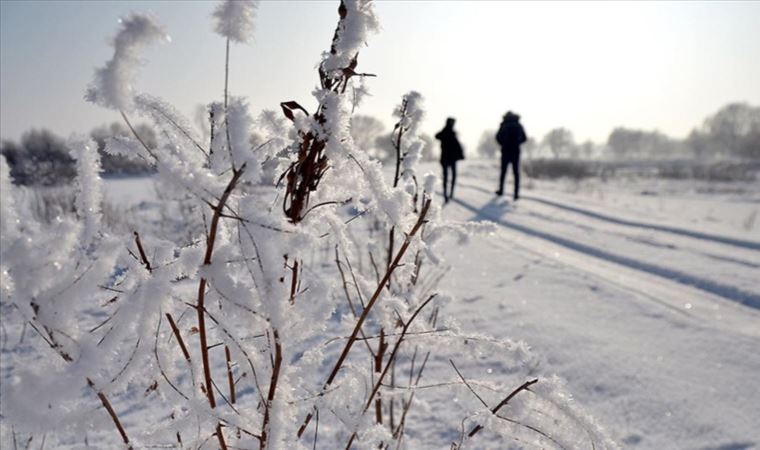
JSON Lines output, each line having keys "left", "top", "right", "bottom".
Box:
{"left": 435, "top": 160, "right": 760, "bottom": 449}
{"left": 96, "top": 161, "right": 760, "bottom": 449}
{"left": 3, "top": 161, "right": 759, "bottom": 449}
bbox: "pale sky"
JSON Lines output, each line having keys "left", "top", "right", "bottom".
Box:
{"left": 2, "top": 1, "right": 759, "bottom": 151}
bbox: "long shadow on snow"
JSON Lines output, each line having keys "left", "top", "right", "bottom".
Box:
{"left": 451, "top": 196, "right": 760, "bottom": 310}
{"left": 523, "top": 195, "right": 760, "bottom": 251}
{"left": 457, "top": 181, "right": 760, "bottom": 251}
{"left": 699, "top": 443, "right": 755, "bottom": 450}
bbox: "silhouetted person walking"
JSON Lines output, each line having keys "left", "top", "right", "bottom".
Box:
{"left": 496, "top": 111, "right": 526, "bottom": 200}
{"left": 435, "top": 118, "right": 464, "bottom": 203}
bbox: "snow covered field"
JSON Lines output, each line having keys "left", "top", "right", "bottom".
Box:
{"left": 3, "top": 161, "right": 758, "bottom": 449}
{"left": 436, "top": 161, "right": 760, "bottom": 449}
{"left": 3, "top": 0, "right": 758, "bottom": 447}
{"left": 93, "top": 161, "right": 760, "bottom": 449}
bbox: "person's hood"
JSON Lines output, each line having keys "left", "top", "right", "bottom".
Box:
{"left": 503, "top": 111, "right": 520, "bottom": 122}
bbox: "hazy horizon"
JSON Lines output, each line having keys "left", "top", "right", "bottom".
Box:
{"left": 2, "top": 0, "right": 759, "bottom": 150}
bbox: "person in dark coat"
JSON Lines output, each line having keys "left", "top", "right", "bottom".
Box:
{"left": 495, "top": 111, "right": 526, "bottom": 200}
{"left": 435, "top": 117, "right": 464, "bottom": 203}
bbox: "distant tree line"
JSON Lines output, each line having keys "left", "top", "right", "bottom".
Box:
{"left": 1, "top": 115, "right": 437, "bottom": 186}
{"left": 1, "top": 122, "right": 157, "bottom": 185}
{"left": 476, "top": 102, "right": 760, "bottom": 161}
{"left": 2, "top": 102, "right": 757, "bottom": 186}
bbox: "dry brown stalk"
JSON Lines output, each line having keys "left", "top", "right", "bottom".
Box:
{"left": 133, "top": 232, "right": 152, "bottom": 272}
{"left": 386, "top": 96, "right": 411, "bottom": 287}
{"left": 87, "top": 378, "right": 131, "bottom": 447}
{"left": 134, "top": 234, "right": 194, "bottom": 384}
{"left": 344, "top": 293, "right": 437, "bottom": 448}
{"left": 335, "top": 248, "right": 377, "bottom": 357}
{"left": 335, "top": 246, "right": 358, "bottom": 316}
{"left": 374, "top": 329, "right": 387, "bottom": 424}
{"left": 196, "top": 164, "right": 246, "bottom": 450}
{"left": 297, "top": 198, "right": 432, "bottom": 439}
{"left": 165, "top": 313, "right": 191, "bottom": 361}
{"left": 466, "top": 378, "right": 539, "bottom": 438}
{"left": 223, "top": 37, "right": 235, "bottom": 170}
{"left": 393, "top": 351, "right": 430, "bottom": 443}
{"left": 225, "top": 345, "right": 237, "bottom": 404}
{"left": 259, "top": 330, "right": 282, "bottom": 449}
{"left": 29, "top": 302, "right": 131, "bottom": 447}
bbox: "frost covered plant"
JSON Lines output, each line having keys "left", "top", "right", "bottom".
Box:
{"left": 0, "top": 1, "right": 617, "bottom": 449}
{"left": 86, "top": 12, "right": 167, "bottom": 112}
{"left": 213, "top": 0, "right": 259, "bottom": 172}
{"left": 213, "top": 0, "right": 258, "bottom": 44}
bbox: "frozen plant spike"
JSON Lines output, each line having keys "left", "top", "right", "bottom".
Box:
{"left": 213, "top": 0, "right": 259, "bottom": 44}
{"left": 0, "top": 156, "right": 19, "bottom": 244}
{"left": 67, "top": 136, "right": 103, "bottom": 248}
{"left": 321, "top": 0, "right": 380, "bottom": 73}
{"left": 86, "top": 12, "right": 167, "bottom": 111}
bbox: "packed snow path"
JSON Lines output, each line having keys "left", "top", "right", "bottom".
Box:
{"left": 438, "top": 162, "right": 760, "bottom": 449}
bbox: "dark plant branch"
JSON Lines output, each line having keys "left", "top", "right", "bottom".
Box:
{"left": 297, "top": 198, "right": 432, "bottom": 439}
{"left": 201, "top": 306, "right": 265, "bottom": 405}
{"left": 392, "top": 351, "right": 430, "bottom": 443}
{"left": 165, "top": 313, "right": 191, "bottom": 361}
{"left": 120, "top": 110, "right": 158, "bottom": 161}
{"left": 344, "top": 293, "right": 437, "bottom": 448}
{"left": 141, "top": 101, "right": 208, "bottom": 157}
{"left": 259, "top": 329, "right": 282, "bottom": 449}
{"left": 466, "top": 378, "right": 539, "bottom": 438}
{"left": 87, "top": 378, "right": 131, "bottom": 448}
{"left": 195, "top": 164, "right": 246, "bottom": 450}
{"left": 335, "top": 246, "right": 358, "bottom": 317}
{"left": 133, "top": 231, "right": 152, "bottom": 272}
{"left": 449, "top": 359, "right": 489, "bottom": 409}
{"left": 154, "top": 315, "right": 192, "bottom": 401}
{"left": 224, "top": 37, "right": 235, "bottom": 171}
{"left": 225, "top": 345, "right": 237, "bottom": 404}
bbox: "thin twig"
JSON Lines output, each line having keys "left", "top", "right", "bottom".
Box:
{"left": 297, "top": 198, "right": 432, "bottom": 439}
{"left": 449, "top": 360, "right": 489, "bottom": 409}
{"left": 142, "top": 101, "right": 208, "bottom": 157}
{"left": 153, "top": 315, "right": 192, "bottom": 401}
{"left": 259, "top": 329, "right": 282, "bottom": 449}
{"left": 87, "top": 378, "right": 132, "bottom": 447}
{"left": 133, "top": 231, "right": 152, "bottom": 272}
{"left": 345, "top": 294, "right": 438, "bottom": 448}
{"left": 393, "top": 351, "right": 430, "bottom": 443}
{"left": 225, "top": 345, "right": 237, "bottom": 404}
{"left": 165, "top": 313, "right": 191, "bottom": 361}
{"left": 120, "top": 110, "right": 158, "bottom": 161}
{"left": 466, "top": 379, "right": 539, "bottom": 438}
{"left": 196, "top": 165, "right": 245, "bottom": 450}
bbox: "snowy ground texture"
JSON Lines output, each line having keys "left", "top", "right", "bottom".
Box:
{"left": 101, "top": 161, "right": 760, "bottom": 449}
{"left": 3, "top": 161, "right": 759, "bottom": 449}
{"left": 438, "top": 161, "right": 760, "bottom": 450}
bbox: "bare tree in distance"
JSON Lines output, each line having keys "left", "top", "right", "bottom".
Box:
{"left": 542, "top": 127, "right": 576, "bottom": 159}
{"left": 688, "top": 102, "right": 760, "bottom": 160}
{"left": 477, "top": 129, "right": 499, "bottom": 158}
{"left": 350, "top": 114, "right": 386, "bottom": 159}
{"left": 607, "top": 127, "right": 676, "bottom": 160}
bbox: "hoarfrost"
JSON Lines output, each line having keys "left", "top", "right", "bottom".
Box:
{"left": 85, "top": 12, "right": 167, "bottom": 111}
{"left": 213, "top": 0, "right": 259, "bottom": 44}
